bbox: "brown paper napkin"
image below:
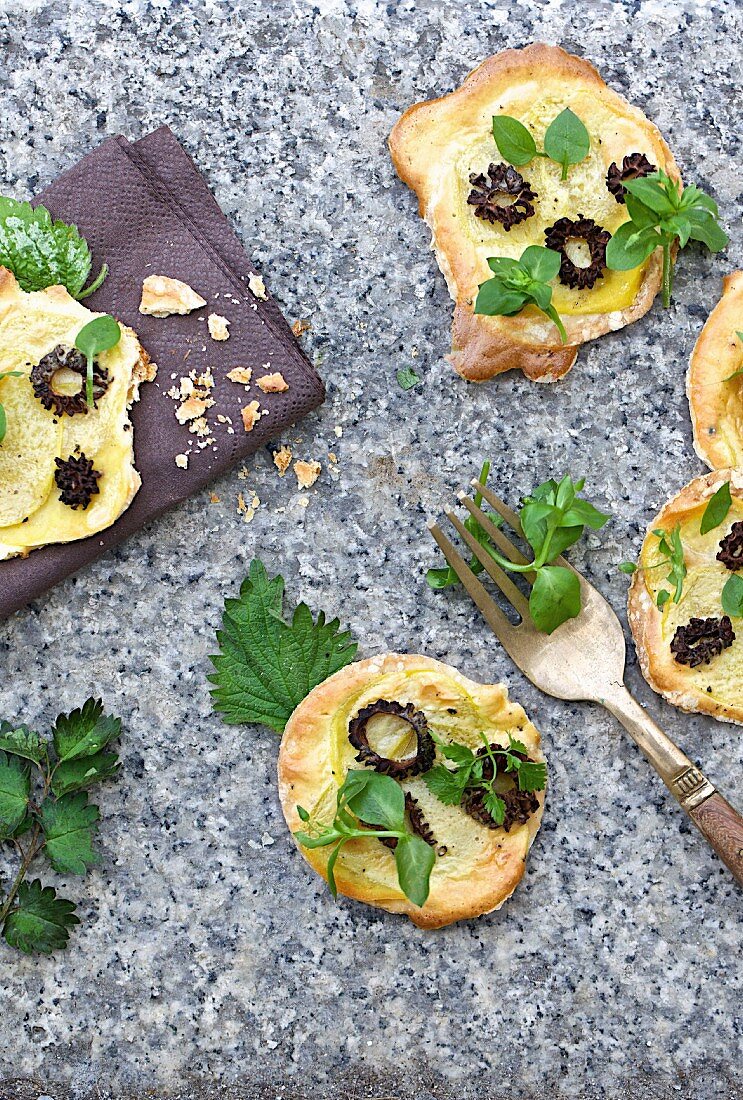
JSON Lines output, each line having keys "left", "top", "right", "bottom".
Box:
{"left": 0, "top": 127, "right": 324, "bottom": 619}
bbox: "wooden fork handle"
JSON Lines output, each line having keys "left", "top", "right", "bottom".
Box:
{"left": 603, "top": 685, "right": 743, "bottom": 887}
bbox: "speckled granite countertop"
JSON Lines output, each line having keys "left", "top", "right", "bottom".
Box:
{"left": 0, "top": 1, "right": 741, "bottom": 1098}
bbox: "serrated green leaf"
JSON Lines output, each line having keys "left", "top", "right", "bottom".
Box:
{"left": 0, "top": 198, "right": 105, "bottom": 298}
{"left": 0, "top": 750, "right": 30, "bottom": 837}
{"left": 423, "top": 763, "right": 471, "bottom": 806}
{"left": 209, "top": 559, "right": 358, "bottom": 732}
{"left": 483, "top": 790, "right": 506, "bottom": 826}
{"left": 516, "top": 759, "right": 548, "bottom": 792}
{"left": 52, "top": 698, "right": 121, "bottom": 762}
{"left": 0, "top": 721, "right": 45, "bottom": 765}
{"left": 40, "top": 793, "right": 100, "bottom": 875}
{"left": 3, "top": 880, "right": 79, "bottom": 954}
{"left": 51, "top": 751, "right": 119, "bottom": 796}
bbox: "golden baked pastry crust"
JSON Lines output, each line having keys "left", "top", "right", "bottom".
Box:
{"left": 628, "top": 468, "right": 743, "bottom": 725}
{"left": 389, "top": 44, "right": 678, "bottom": 382}
{"left": 277, "top": 652, "right": 545, "bottom": 929}
{"left": 687, "top": 272, "right": 743, "bottom": 469}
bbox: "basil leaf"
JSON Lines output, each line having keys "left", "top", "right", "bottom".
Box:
{"left": 394, "top": 834, "right": 435, "bottom": 908}
{"left": 528, "top": 565, "right": 581, "bottom": 634}
{"left": 519, "top": 245, "right": 561, "bottom": 284}
{"left": 491, "top": 116, "right": 537, "bottom": 166}
{"left": 700, "top": 481, "right": 732, "bottom": 535}
{"left": 543, "top": 108, "right": 590, "bottom": 179}
{"left": 474, "top": 280, "right": 526, "bottom": 317}
{"left": 344, "top": 771, "right": 406, "bottom": 831}
{"left": 721, "top": 574, "right": 743, "bottom": 618}
{"left": 605, "top": 222, "right": 659, "bottom": 270}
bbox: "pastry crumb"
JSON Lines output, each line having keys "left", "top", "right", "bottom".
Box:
{"left": 297, "top": 495, "right": 310, "bottom": 508}
{"left": 294, "top": 460, "right": 321, "bottom": 489}
{"left": 139, "top": 275, "right": 206, "bottom": 317}
{"left": 210, "top": 492, "right": 221, "bottom": 503}
{"left": 257, "top": 371, "right": 289, "bottom": 394}
{"left": 227, "top": 366, "right": 253, "bottom": 386}
{"left": 291, "top": 319, "right": 311, "bottom": 338}
{"left": 176, "top": 395, "right": 213, "bottom": 424}
{"left": 175, "top": 453, "right": 189, "bottom": 469}
{"left": 241, "top": 401, "right": 262, "bottom": 432}
{"left": 248, "top": 273, "right": 268, "bottom": 300}
{"left": 208, "top": 313, "right": 231, "bottom": 341}
{"left": 273, "top": 446, "right": 292, "bottom": 476}
{"left": 237, "top": 490, "right": 261, "bottom": 524}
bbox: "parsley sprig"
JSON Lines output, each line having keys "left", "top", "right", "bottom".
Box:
{"left": 0, "top": 699, "right": 121, "bottom": 955}
{"left": 605, "top": 170, "right": 728, "bottom": 307}
{"left": 474, "top": 246, "right": 568, "bottom": 344}
{"left": 429, "top": 472, "right": 609, "bottom": 634}
{"left": 295, "top": 770, "right": 436, "bottom": 908}
{"left": 427, "top": 461, "right": 504, "bottom": 589}
{"left": 0, "top": 197, "right": 108, "bottom": 299}
{"left": 210, "top": 559, "right": 358, "bottom": 733}
{"left": 424, "top": 733, "right": 546, "bottom": 825}
{"left": 492, "top": 109, "right": 590, "bottom": 181}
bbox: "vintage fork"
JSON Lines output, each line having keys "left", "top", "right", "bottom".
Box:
{"left": 429, "top": 477, "right": 743, "bottom": 886}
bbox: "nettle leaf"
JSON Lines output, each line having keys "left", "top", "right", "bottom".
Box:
{"left": 52, "top": 698, "right": 121, "bottom": 762}
{"left": 700, "top": 481, "right": 732, "bottom": 536}
{"left": 0, "top": 198, "right": 105, "bottom": 298}
{"left": 529, "top": 566, "right": 581, "bottom": 634}
{"left": 0, "top": 721, "right": 46, "bottom": 765}
{"left": 394, "top": 834, "right": 435, "bottom": 908}
{"left": 721, "top": 574, "right": 743, "bottom": 618}
{"left": 51, "top": 751, "right": 120, "bottom": 797}
{"left": 40, "top": 793, "right": 100, "bottom": 875}
{"left": 0, "top": 750, "right": 30, "bottom": 837}
{"left": 2, "top": 880, "right": 79, "bottom": 955}
{"left": 491, "top": 115, "right": 537, "bottom": 166}
{"left": 543, "top": 108, "right": 590, "bottom": 179}
{"left": 209, "top": 559, "right": 358, "bottom": 733}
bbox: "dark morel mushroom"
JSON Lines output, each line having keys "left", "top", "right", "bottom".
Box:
{"left": 54, "top": 452, "right": 102, "bottom": 510}
{"left": 544, "top": 216, "right": 611, "bottom": 290}
{"left": 606, "top": 153, "right": 656, "bottom": 203}
{"left": 374, "top": 792, "right": 444, "bottom": 854}
{"left": 348, "top": 699, "right": 435, "bottom": 780}
{"left": 467, "top": 163, "right": 538, "bottom": 230}
{"left": 461, "top": 744, "right": 540, "bottom": 832}
{"left": 670, "top": 616, "right": 735, "bottom": 668}
{"left": 31, "top": 344, "right": 109, "bottom": 417}
{"left": 716, "top": 521, "right": 743, "bottom": 571}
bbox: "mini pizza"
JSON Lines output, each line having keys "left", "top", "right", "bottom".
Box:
{"left": 687, "top": 271, "right": 743, "bottom": 470}
{"left": 628, "top": 469, "right": 743, "bottom": 725}
{"left": 389, "top": 44, "right": 679, "bottom": 381}
{"left": 278, "top": 652, "right": 546, "bottom": 929}
{"left": 0, "top": 268, "right": 151, "bottom": 559}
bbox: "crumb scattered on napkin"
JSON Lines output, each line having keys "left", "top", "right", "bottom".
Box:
{"left": 248, "top": 273, "right": 268, "bottom": 300}
{"left": 227, "top": 366, "right": 252, "bottom": 386}
{"left": 208, "top": 313, "right": 230, "bottom": 341}
{"left": 257, "top": 371, "right": 288, "bottom": 393}
{"left": 241, "top": 401, "right": 263, "bottom": 432}
{"left": 140, "top": 274, "right": 207, "bottom": 317}
{"left": 294, "top": 459, "right": 321, "bottom": 489}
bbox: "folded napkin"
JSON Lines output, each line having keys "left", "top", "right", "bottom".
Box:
{"left": 0, "top": 126, "right": 324, "bottom": 619}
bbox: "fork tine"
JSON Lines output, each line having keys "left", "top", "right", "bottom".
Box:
{"left": 444, "top": 507, "right": 530, "bottom": 619}
{"left": 457, "top": 492, "right": 534, "bottom": 577}
{"left": 472, "top": 480, "right": 524, "bottom": 536}
{"left": 427, "top": 521, "right": 516, "bottom": 643}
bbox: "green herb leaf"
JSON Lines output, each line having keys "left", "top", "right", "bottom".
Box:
{"left": 619, "top": 562, "right": 637, "bottom": 575}
{"left": 209, "top": 559, "right": 357, "bottom": 733}
{"left": 475, "top": 245, "right": 567, "bottom": 344}
{"left": 491, "top": 116, "right": 537, "bottom": 166}
{"left": 700, "top": 481, "right": 732, "bottom": 535}
{"left": 51, "top": 751, "right": 120, "bottom": 797}
{"left": 396, "top": 367, "right": 421, "bottom": 390}
{"left": 605, "top": 221, "right": 659, "bottom": 270}
{"left": 344, "top": 772, "right": 406, "bottom": 831}
{"left": 0, "top": 198, "right": 107, "bottom": 299}
{"left": 75, "top": 315, "right": 121, "bottom": 407}
{"left": 482, "top": 790, "right": 506, "bottom": 826}
{"left": 2, "top": 880, "right": 79, "bottom": 955}
{"left": 529, "top": 565, "right": 581, "bottom": 634}
{"left": 656, "top": 589, "right": 671, "bottom": 609}
{"left": 516, "top": 759, "right": 548, "bottom": 792}
{"left": 0, "top": 721, "right": 46, "bottom": 765}
{"left": 423, "top": 762, "right": 472, "bottom": 806}
{"left": 39, "top": 794, "right": 100, "bottom": 876}
{"left": 721, "top": 574, "right": 743, "bottom": 618}
{"left": 0, "top": 751, "right": 30, "bottom": 837}
{"left": 52, "top": 698, "right": 121, "bottom": 762}
{"left": 394, "top": 834, "right": 435, "bottom": 907}
{"left": 543, "top": 108, "right": 590, "bottom": 180}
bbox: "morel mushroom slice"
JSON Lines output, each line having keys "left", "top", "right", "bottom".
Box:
{"left": 461, "top": 743, "right": 540, "bottom": 832}
{"left": 54, "top": 452, "right": 102, "bottom": 510}
{"left": 606, "top": 153, "right": 656, "bottom": 203}
{"left": 716, "top": 521, "right": 743, "bottom": 571}
{"left": 544, "top": 216, "right": 611, "bottom": 290}
{"left": 670, "top": 616, "right": 735, "bottom": 668}
{"left": 348, "top": 699, "right": 435, "bottom": 779}
{"left": 31, "top": 345, "right": 110, "bottom": 417}
{"left": 467, "top": 163, "right": 538, "bottom": 231}
{"left": 376, "top": 792, "right": 441, "bottom": 852}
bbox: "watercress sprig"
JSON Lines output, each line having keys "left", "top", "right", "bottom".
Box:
{"left": 474, "top": 246, "right": 568, "bottom": 344}
{"left": 0, "top": 370, "right": 24, "bottom": 444}
{"left": 295, "top": 770, "right": 436, "bottom": 908}
{"left": 0, "top": 699, "right": 121, "bottom": 955}
{"left": 651, "top": 525, "right": 687, "bottom": 609}
{"left": 424, "top": 733, "right": 547, "bottom": 824}
{"left": 427, "top": 460, "right": 504, "bottom": 589}
{"left": 605, "top": 170, "right": 728, "bottom": 307}
{"left": 75, "top": 315, "right": 121, "bottom": 407}
{"left": 492, "top": 109, "right": 590, "bottom": 181}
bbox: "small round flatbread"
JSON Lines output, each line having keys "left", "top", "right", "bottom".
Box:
{"left": 628, "top": 469, "right": 743, "bottom": 725}
{"left": 278, "top": 652, "right": 545, "bottom": 929}
{"left": 687, "top": 271, "right": 743, "bottom": 470}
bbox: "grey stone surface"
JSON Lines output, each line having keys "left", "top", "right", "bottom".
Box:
{"left": 0, "top": 1, "right": 741, "bottom": 1098}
